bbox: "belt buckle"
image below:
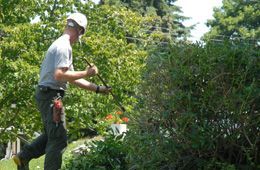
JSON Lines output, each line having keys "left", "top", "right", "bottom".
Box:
{"left": 39, "top": 85, "right": 48, "bottom": 92}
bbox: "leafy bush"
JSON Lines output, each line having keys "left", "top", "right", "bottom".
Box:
{"left": 63, "top": 134, "right": 128, "bottom": 170}
{"left": 126, "top": 42, "right": 259, "bottom": 169}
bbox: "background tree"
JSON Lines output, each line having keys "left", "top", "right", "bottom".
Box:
{"left": 204, "top": 0, "right": 260, "bottom": 43}
{"left": 0, "top": 0, "right": 75, "bottom": 25}
{"left": 99, "top": 0, "right": 192, "bottom": 41}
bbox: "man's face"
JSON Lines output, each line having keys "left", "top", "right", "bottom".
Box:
{"left": 68, "top": 20, "right": 84, "bottom": 44}
{"left": 72, "top": 27, "right": 84, "bottom": 44}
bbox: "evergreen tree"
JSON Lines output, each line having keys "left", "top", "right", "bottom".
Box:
{"left": 204, "top": 0, "right": 260, "bottom": 44}
{"left": 99, "top": 0, "right": 192, "bottom": 41}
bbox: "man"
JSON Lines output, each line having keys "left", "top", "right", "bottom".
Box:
{"left": 13, "top": 13, "right": 111, "bottom": 170}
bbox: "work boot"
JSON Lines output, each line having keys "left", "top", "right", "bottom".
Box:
{"left": 12, "top": 154, "right": 29, "bottom": 170}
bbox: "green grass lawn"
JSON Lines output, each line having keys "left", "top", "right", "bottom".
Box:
{"left": 0, "top": 136, "right": 101, "bottom": 170}
{"left": 0, "top": 155, "right": 44, "bottom": 170}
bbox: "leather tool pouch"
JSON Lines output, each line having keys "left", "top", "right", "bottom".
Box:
{"left": 52, "top": 96, "right": 64, "bottom": 125}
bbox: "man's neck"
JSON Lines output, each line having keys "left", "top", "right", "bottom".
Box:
{"left": 63, "top": 31, "right": 74, "bottom": 45}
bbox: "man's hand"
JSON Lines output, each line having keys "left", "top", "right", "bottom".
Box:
{"left": 98, "top": 86, "right": 112, "bottom": 94}
{"left": 86, "top": 64, "right": 98, "bottom": 77}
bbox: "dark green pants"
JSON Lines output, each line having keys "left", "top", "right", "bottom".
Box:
{"left": 19, "top": 87, "right": 67, "bottom": 170}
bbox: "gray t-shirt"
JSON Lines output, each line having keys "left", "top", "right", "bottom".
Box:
{"left": 39, "top": 35, "right": 74, "bottom": 90}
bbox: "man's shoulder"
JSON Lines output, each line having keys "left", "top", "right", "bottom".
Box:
{"left": 56, "top": 36, "right": 70, "bottom": 48}
{"left": 50, "top": 36, "right": 70, "bottom": 52}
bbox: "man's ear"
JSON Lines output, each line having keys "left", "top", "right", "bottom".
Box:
{"left": 78, "top": 27, "right": 84, "bottom": 35}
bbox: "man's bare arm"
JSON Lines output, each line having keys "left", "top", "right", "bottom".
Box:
{"left": 71, "top": 78, "right": 97, "bottom": 92}
{"left": 54, "top": 64, "right": 98, "bottom": 82}
{"left": 54, "top": 68, "right": 88, "bottom": 82}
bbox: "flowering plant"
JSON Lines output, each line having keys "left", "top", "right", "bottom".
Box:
{"left": 105, "top": 111, "right": 129, "bottom": 124}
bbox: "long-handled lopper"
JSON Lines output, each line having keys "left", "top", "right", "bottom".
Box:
{"left": 83, "top": 57, "right": 126, "bottom": 112}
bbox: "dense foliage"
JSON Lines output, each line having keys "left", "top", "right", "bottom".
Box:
{"left": 204, "top": 0, "right": 260, "bottom": 43}
{"left": 63, "top": 134, "right": 128, "bottom": 170}
{"left": 100, "top": 0, "right": 192, "bottom": 40}
{"left": 100, "top": 0, "right": 193, "bottom": 41}
{"left": 126, "top": 42, "right": 259, "bottom": 169}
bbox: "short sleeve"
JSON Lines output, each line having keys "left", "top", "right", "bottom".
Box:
{"left": 55, "top": 46, "right": 71, "bottom": 69}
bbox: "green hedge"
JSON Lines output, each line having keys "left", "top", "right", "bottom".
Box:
{"left": 63, "top": 134, "right": 128, "bottom": 170}
{"left": 125, "top": 42, "right": 259, "bottom": 169}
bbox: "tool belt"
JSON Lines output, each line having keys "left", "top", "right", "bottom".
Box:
{"left": 38, "top": 85, "right": 65, "bottom": 96}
